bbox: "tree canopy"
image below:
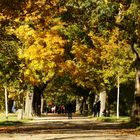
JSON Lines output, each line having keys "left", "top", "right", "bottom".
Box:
{"left": 0, "top": 0, "right": 139, "bottom": 117}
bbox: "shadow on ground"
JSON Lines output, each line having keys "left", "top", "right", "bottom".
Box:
{"left": 0, "top": 118, "right": 139, "bottom": 135}
{"left": 0, "top": 121, "right": 23, "bottom": 126}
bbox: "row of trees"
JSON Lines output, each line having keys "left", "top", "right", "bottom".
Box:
{"left": 0, "top": 0, "right": 140, "bottom": 120}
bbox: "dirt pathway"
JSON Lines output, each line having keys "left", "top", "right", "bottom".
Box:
{"left": 0, "top": 116, "right": 139, "bottom": 140}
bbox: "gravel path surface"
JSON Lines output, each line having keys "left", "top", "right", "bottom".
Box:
{"left": 0, "top": 116, "right": 139, "bottom": 140}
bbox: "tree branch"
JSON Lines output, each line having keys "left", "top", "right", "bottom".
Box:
{"left": 131, "top": 42, "right": 140, "bottom": 60}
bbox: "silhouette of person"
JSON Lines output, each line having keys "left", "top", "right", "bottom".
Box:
{"left": 66, "top": 102, "right": 73, "bottom": 119}
{"left": 93, "top": 103, "right": 97, "bottom": 117}
{"left": 96, "top": 100, "right": 101, "bottom": 117}
{"left": 93, "top": 100, "right": 101, "bottom": 117}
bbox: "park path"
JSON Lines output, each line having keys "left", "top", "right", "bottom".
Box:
{"left": 0, "top": 114, "right": 140, "bottom": 140}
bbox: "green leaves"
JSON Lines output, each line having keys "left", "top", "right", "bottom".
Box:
{"left": 0, "top": 0, "right": 137, "bottom": 98}
{"left": 0, "top": 34, "right": 20, "bottom": 85}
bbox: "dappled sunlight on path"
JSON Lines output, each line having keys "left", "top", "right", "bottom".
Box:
{"left": 0, "top": 114, "right": 139, "bottom": 140}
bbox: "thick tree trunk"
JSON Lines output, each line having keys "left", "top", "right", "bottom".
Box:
{"left": 71, "top": 85, "right": 91, "bottom": 115}
{"left": 33, "top": 84, "right": 47, "bottom": 116}
{"left": 131, "top": 41, "right": 140, "bottom": 122}
{"left": 41, "top": 95, "right": 44, "bottom": 115}
{"left": 132, "top": 68, "right": 140, "bottom": 122}
{"left": 75, "top": 96, "right": 82, "bottom": 114}
{"left": 33, "top": 86, "right": 42, "bottom": 116}
{"left": 24, "top": 91, "right": 33, "bottom": 118}
{"left": 99, "top": 90, "right": 106, "bottom": 117}
{"left": 88, "top": 93, "right": 95, "bottom": 115}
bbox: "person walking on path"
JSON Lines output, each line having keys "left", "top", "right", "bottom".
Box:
{"left": 96, "top": 100, "right": 101, "bottom": 117}
{"left": 93, "top": 100, "right": 101, "bottom": 117}
{"left": 93, "top": 102, "right": 97, "bottom": 117}
{"left": 66, "top": 102, "right": 73, "bottom": 119}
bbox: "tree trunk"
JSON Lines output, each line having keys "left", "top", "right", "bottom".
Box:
{"left": 99, "top": 90, "right": 106, "bottom": 117}
{"left": 24, "top": 91, "right": 33, "bottom": 118}
{"left": 132, "top": 68, "right": 140, "bottom": 122}
{"left": 82, "top": 96, "right": 88, "bottom": 116}
{"left": 4, "top": 86, "right": 8, "bottom": 120}
{"left": 33, "top": 86, "right": 42, "bottom": 116}
{"left": 130, "top": 41, "right": 140, "bottom": 122}
{"left": 41, "top": 95, "right": 44, "bottom": 115}
{"left": 32, "top": 84, "right": 47, "bottom": 116}
{"left": 117, "top": 74, "right": 120, "bottom": 119}
{"left": 76, "top": 96, "right": 82, "bottom": 114}
{"left": 88, "top": 93, "right": 95, "bottom": 115}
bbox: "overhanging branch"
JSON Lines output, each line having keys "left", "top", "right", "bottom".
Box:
{"left": 131, "top": 42, "right": 140, "bottom": 60}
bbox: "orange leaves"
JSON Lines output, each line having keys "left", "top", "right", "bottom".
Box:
{"left": 44, "top": 31, "right": 65, "bottom": 56}
{"left": 64, "top": 42, "right": 99, "bottom": 88}
{"left": 65, "top": 60, "right": 78, "bottom": 76}
{"left": 72, "top": 43, "right": 95, "bottom": 65}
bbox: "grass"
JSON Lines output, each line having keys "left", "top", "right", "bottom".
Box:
{"left": 0, "top": 112, "right": 31, "bottom": 126}
{"left": 136, "top": 126, "right": 140, "bottom": 130}
{"left": 90, "top": 116, "right": 131, "bottom": 123}
{"left": 0, "top": 121, "right": 22, "bottom": 126}
{"left": 90, "top": 116, "right": 140, "bottom": 130}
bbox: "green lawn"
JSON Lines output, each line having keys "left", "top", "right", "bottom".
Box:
{"left": 0, "top": 112, "right": 30, "bottom": 126}
{"left": 90, "top": 116, "right": 131, "bottom": 122}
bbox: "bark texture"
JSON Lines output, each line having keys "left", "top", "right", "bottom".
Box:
{"left": 99, "top": 90, "right": 106, "bottom": 117}
{"left": 133, "top": 68, "right": 140, "bottom": 122}
{"left": 24, "top": 91, "right": 33, "bottom": 118}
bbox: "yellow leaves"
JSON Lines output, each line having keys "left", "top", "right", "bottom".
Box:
{"left": 87, "top": 55, "right": 94, "bottom": 63}
{"left": 72, "top": 43, "right": 95, "bottom": 64}
{"left": 23, "top": 67, "right": 41, "bottom": 85}
{"left": 45, "top": 31, "right": 65, "bottom": 49}
{"left": 35, "top": 0, "right": 46, "bottom": 7}
{"left": 109, "top": 28, "right": 120, "bottom": 43}
{"left": 0, "top": 13, "right": 8, "bottom": 21}
{"left": 17, "top": 26, "right": 66, "bottom": 85}
{"left": 14, "top": 24, "right": 36, "bottom": 45}
{"left": 65, "top": 60, "right": 75, "bottom": 69}
{"left": 65, "top": 60, "right": 79, "bottom": 77}
{"left": 43, "top": 70, "right": 55, "bottom": 82}
{"left": 24, "top": 69, "right": 30, "bottom": 76}
{"left": 127, "top": 3, "right": 138, "bottom": 15}
{"left": 18, "top": 29, "right": 65, "bottom": 61}
{"left": 51, "top": 17, "right": 66, "bottom": 30}
{"left": 48, "top": 62, "right": 56, "bottom": 69}
{"left": 22, "top": 44, "right": 43, "bottom": 60}
{"left": 89, "top": 32, "right": 105, "bottom": 46}
{"left": 10, "top": 1, "right": 67, "bottom": 85}
{"left": 68, "top": 28, "right": 134, "bottom": 88}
